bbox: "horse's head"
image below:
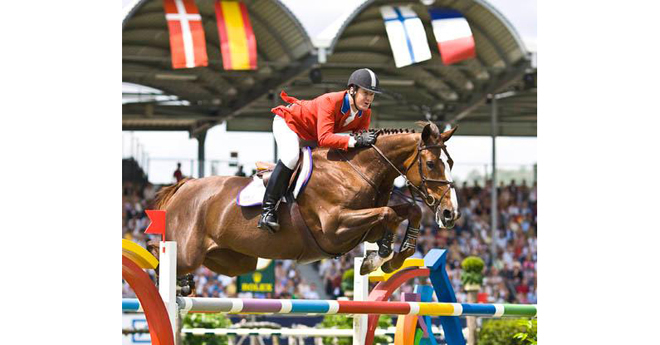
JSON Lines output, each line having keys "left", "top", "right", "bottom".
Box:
{"left": 406, "top": 122, "right": 460, "bottom": 229}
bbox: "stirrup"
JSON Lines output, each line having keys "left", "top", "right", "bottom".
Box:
{"left": 258, "top": 211, "right": 279, "bottom": 233}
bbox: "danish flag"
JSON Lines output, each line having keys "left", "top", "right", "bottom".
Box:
{"left": 163, "top": 0, "right": 208, "bottom": 69}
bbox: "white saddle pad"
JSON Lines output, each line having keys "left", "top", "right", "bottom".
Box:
{"left": 236, "top": 147, "right": 313, "bottom": 207}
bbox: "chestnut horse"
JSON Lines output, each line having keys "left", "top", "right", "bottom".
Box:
{"left": 149, "top": 122, "right": 459, "bottom": 281}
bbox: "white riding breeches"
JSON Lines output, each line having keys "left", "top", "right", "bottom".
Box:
{"left": 272, "top": 115, "right": 301, "bottom": 170}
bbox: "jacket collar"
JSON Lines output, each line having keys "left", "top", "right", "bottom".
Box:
{"left": 341, "top": 92, "right": 363, "bottom": 117}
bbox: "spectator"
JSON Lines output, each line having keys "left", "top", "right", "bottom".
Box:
{"left": 173, "top": 162, "right": 184, "bottom": 183}
{"left": 235, "top": 165, "right": 246, "bottom": 177}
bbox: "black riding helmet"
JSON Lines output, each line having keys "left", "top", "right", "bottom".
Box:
{"left": 347, "top": 68, "right": 382, "bottom": 94}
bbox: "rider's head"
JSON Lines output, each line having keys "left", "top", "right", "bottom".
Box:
{"left": 347, "top": 68, "right": 381, "bottom": 111}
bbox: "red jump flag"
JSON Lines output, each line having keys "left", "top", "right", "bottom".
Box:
{"left": 145, "top": 210, "right": 167, "bottom": 239}
{"left": 163, "top": 0, "right": 209, "bottom": 69}
{"left": 215, "top": 1, "right": 257, "bottom": 70}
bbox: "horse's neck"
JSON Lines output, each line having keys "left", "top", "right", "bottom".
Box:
{"left": 357, "top": 133, "right": 420, "bottom": 186}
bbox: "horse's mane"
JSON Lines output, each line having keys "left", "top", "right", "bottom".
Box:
{"left": 153, "top": 178, "right": 191, "bottom": 210}
{"left": 355, "top": 121, "right": 438, "bottom": 138}
{"left": 356, "top": 128, "right": 416, "bottom": 138}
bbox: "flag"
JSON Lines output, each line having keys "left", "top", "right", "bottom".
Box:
{"left": 215, "top": 1, "right": 257, "bottom": 70}
{"left": 145, "top": 210, "right": 167, "bottom": 238}
{"left": 429, "top": 8, "right": 476, "bottom": 65}
{"left": 379, "top": 6, "right": 432, "bottom": 68}
{"left": 162, "top": 0, "right": 208, "bottom": 69}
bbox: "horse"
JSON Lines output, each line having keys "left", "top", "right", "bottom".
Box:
{"left": 148, "top": 122, "right": 460, "bottom": 284}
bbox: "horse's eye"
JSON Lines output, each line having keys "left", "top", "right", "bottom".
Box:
{"left": 426, "top": 161, "right": 435, "bottom": 170}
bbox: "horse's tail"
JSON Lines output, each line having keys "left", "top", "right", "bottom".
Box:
{"left": 154, "top": 178, "right": 192, "bottom": 210}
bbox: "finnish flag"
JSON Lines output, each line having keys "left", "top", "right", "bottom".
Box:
{"left": 380, "top": 6, "right": 432, "bottom": 68}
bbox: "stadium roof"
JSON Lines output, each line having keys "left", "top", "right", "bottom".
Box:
{"left": 122, "top": 0, "right": 315, "bottom": 135}
{"left": 123, "top": 0, "right": 535, "bottom": 137}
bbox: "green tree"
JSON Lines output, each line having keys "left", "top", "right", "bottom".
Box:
{"left": 461, "top": 256, "right": 485, "bottom": 288}
{"left": 341, "top": 268, "right": 354, "bottom": 294}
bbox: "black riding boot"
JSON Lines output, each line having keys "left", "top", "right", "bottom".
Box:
{"left": 257, "top": 160, "right": 294, "bottom": 233}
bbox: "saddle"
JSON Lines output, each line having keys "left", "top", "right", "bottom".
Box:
{"left": 236, "top": 147, "right": 313, "bottom": 207}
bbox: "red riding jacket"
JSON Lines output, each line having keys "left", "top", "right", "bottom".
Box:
{"left": 271, "top": 90, "right": 372, "bottom": 151}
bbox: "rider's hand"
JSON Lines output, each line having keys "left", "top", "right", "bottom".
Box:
{"left": 354, "top": 131, "right": 377, "bottom": 148}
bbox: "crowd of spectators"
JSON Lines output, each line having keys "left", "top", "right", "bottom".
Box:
{"left": 123, "top": 174, "right": 537, "bottom": 305}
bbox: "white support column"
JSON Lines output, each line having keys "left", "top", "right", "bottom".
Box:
{"left": 490, "top": 96, "right": 498, "bottom": 260}
{"left": 353, "top": 242, "right": 378, "bottom": 345}
{"left": 159, "top": 241, "right": 178, "bottom": 339}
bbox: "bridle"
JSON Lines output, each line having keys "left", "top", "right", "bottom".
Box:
{"left": 370, "top": 139, "right": 455, "bottom": 210}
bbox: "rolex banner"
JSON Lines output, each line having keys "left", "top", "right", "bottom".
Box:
{"left": 237, "top": 260, "right": 274, "bottom": 293}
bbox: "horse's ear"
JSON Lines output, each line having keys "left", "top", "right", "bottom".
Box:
{"left": 421, "top": 122, "right": 440, "bottom": 144}
{"left": 440, "top": 125, "right": 458, "bottom": 142}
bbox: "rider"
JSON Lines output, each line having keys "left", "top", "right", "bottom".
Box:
{"left": 258, "top": 68, "right": 382, "bottom": 233}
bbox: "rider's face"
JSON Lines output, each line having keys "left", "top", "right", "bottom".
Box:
{"left": 353, "top": 87, "right": 375, "bottom": 111}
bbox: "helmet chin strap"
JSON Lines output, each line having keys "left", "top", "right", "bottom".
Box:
{"left": 350, "top": 86, "right": 370, "bottom": 111}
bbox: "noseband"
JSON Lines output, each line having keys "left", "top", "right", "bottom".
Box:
{"left": 370, "top": 140, "right": 455, "bottom": 210}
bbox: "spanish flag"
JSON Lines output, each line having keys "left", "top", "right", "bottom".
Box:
{"left": 215, "top": 1, "right": 257, "bottom": 70}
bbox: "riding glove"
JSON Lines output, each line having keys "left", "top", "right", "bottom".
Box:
{"left": 354, "top": 131, "right": 377, "bottom": 148}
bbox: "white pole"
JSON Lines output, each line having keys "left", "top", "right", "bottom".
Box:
{"left": 159, "top": 241, "right": 178, "bottom": 339}
{"left": 353, "top": 242, "right": 377, "bottom": 345}
{"left": 490, "top": 97, "right": 498, "bottom": 260}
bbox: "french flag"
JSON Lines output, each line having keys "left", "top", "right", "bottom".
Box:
{"left": 429, "top": 8, "right": 476, "bottom": 65}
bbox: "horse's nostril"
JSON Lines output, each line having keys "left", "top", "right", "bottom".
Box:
{"left": 443, "top": 209, "right": 453, "bottom": 219}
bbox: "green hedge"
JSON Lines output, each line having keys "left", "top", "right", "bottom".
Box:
{"left": 182, "top": 313, "right": 231, "bottom": 345}
{"left": 478, "top": 318, "right": 537, "bottom": 345}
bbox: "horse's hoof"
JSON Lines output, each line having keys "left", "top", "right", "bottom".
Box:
{"left": 359, "top": 252, "right": 378, "bottom": 275}
{"left": 359, "top": 264, "right": 372, "bottom": 276}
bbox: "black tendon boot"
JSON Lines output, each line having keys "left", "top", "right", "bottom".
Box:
{"left": 257, "top": 160, "right": 294, "bottom": 233}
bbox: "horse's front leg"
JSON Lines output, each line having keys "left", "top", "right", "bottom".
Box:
{"left": 332, "top": 207, "right": 405, "bottom": 275}
{"left": 380, "top": 202, "right": 423, "bottom": 273}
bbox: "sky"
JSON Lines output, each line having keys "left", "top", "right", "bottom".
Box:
{"left": 121, "top": 0, "right": 537, "bottom": 184}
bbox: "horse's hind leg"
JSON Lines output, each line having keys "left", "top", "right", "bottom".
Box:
{"left": 203, "top": 248, "right": 258, "bottom": 277}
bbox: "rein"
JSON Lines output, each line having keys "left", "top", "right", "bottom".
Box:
{"left": 337, "top": 150, "right": 379, "bottom": 193}
{"left": 337, "top": 137, "right": 455, "bottom": 211}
